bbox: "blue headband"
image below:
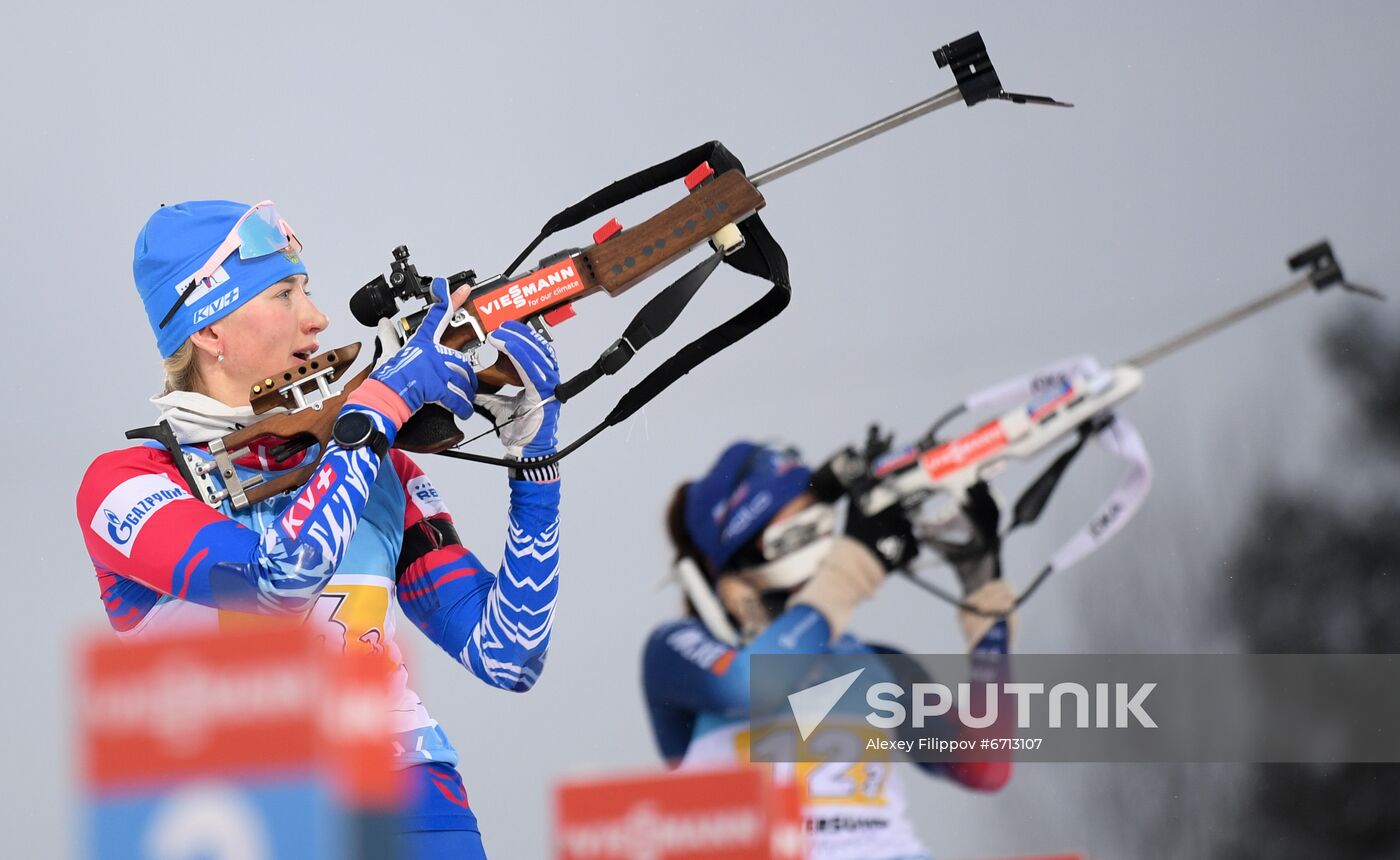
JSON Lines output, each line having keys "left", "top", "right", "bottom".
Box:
{"left": 684, "top": 442, "right": 813, "bottom": 571}
{"left": 133, "top": 200, "right": 308, "bottom": 358}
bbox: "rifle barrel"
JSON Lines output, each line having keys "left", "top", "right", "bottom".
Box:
{"left": 1124, "top": 274, "right": 1313, "bottom": 368}
{"left": 749, "top": 85, "right": 963, "bottom": 188}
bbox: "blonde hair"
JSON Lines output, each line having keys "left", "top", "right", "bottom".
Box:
{"left": 161, "top": 340, "right": 203, "bottom": 395}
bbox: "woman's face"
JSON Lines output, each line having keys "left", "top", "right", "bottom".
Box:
{"left": 208, "top": 274, "right": 328, "bottom": 391}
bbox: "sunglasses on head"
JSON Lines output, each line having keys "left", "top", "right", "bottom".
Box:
{"left": 158, "top": 200, "right": 302, "bottom": 330}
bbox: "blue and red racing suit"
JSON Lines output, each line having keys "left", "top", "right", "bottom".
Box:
{"left": 642, "top": 605, "right": 1011, "bottom": 860}
{"left": 76, "top": 396, "right": 562, "bottom": 842}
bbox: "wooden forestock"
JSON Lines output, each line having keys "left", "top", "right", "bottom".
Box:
{"left": 582, "top": 170, "right": 765, "bottom": 296}
{"left": 435, "top": 169, "right": 766, "bottom": 391}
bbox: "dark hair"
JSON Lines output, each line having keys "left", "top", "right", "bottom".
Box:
{"left": 665, "top": 482, "right": 703, "bottom": 569}
{"left": 664, "top": 481, "right": 788, "bottom": 625}
{"left": 665, "top": 482, "right": 704, "bottom": 619}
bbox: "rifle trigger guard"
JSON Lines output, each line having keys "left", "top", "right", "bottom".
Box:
{"left": 598, "top": 336, "right": 637, "bottom": 376}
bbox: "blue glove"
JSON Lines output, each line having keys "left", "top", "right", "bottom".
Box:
{"left": 473, "top": 321, "right": 560, "bottom": 457}
{"left": 370, "top": 278, "right": 477, "bottom": 417}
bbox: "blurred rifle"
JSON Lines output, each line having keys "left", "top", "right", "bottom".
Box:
{"left": 814, "top": 242, "right": 1382, "bottom": 612}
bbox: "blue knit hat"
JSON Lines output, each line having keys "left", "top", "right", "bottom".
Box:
{"left": 133, "top": 200, "right": 308, "bottom": 358}
{"left": 684, "top": 442, "right": 813, "bottom": 572}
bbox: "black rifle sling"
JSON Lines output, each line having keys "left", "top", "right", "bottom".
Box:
{"left": 553, "top": 250, "right": 724, "bottom": 403}
{"left": 504, "top": 141, "right": 761, "bottom": 278}
{"left": 1006, "top": 426, "right": 1091, "bottom": 531}
{"left": 440, "top": 142, "right": 791, "bottom": 469}
{"left": 125, "top": 421, "right": 208, "bottom": 498}
{"left": 903, "top": 415, "right": 1116, "bottom": 615}
{"left": 1006, "top": 414, "right": 1116, "bottom": 532}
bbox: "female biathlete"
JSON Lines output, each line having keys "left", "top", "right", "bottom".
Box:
{"left": 76, "top": 200, "right": 563, "bottom": 859}
{"left": 642, "top": 442, "right": 1017, "bottom": 860}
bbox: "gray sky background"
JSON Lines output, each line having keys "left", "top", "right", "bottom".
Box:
{"left": 3, "top": 2, "right": 1398, "bottom": 857}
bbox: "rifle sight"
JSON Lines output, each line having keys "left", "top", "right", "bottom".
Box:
{"left": 350, "top": 245, "right": 478, "bottom": 327}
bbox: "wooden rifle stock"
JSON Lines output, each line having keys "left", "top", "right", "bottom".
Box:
{"left": 212, "top": 363, "right": 374, "bottom": 508}
{"left": 249, "top": 344, "right": 361, "bottom": 415}
{"left": 583, "top": 170, "right": 764, "bottom": 297}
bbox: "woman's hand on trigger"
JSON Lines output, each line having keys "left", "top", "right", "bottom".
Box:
{"left": 366, "top": 277, "right": 478, "bottom": 418}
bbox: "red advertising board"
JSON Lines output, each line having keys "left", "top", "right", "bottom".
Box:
{"left": 555, "top": 766, "right": 803, "bottom": 860}
{"left": 78, "top": 625, "right": 394, "bottom": 806}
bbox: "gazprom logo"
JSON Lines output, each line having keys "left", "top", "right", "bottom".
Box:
{"left": 91, "top": 474, "right": 190, "bottom": 557}
{"left": 104, "top": 509, "right": 132, "bottom": 544}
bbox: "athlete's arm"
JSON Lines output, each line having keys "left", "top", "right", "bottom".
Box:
{"left": 640, "top": 606, "right": 832, "bottom": 761}
{"left": 393, "top": 451, "right": 560, "bottom": 693}
{"left": 867, "top": 627, "right": 1013, "bottom": 792}
{"left": 77, "top": 407, "right": 400, "bottom": 616}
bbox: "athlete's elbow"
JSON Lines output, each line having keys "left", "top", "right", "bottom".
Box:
{"left": 212, "top": 565, "right": 321, "bottom": 616}
{"left": 251, "top": 552, "right": 336, "bottom": 614}
{"left": 486, "top": 669, "right": 541, "bottom": 694}
{"left": 470, "top": 649, "right": 548, "bottom": 693}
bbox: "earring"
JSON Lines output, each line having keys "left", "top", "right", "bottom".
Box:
{"left": 217, "top": 352, "right": 224, "bottom": 363}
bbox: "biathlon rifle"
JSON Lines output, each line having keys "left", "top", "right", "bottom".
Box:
{"left": 817, "top": 242, "right": 1381, "bottom": 612}
{"left": 145, "top": 32, "right": 1071, "bottom": 511}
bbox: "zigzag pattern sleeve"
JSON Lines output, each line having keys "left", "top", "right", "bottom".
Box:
{"left": 76, "top": 407, "right": 397, "bottom": 617}
{"left": 463, "top": 478, "right": 560, "bottom": 691}
{"left": 392, "top": 454, "right": 561, "bottom": 693}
